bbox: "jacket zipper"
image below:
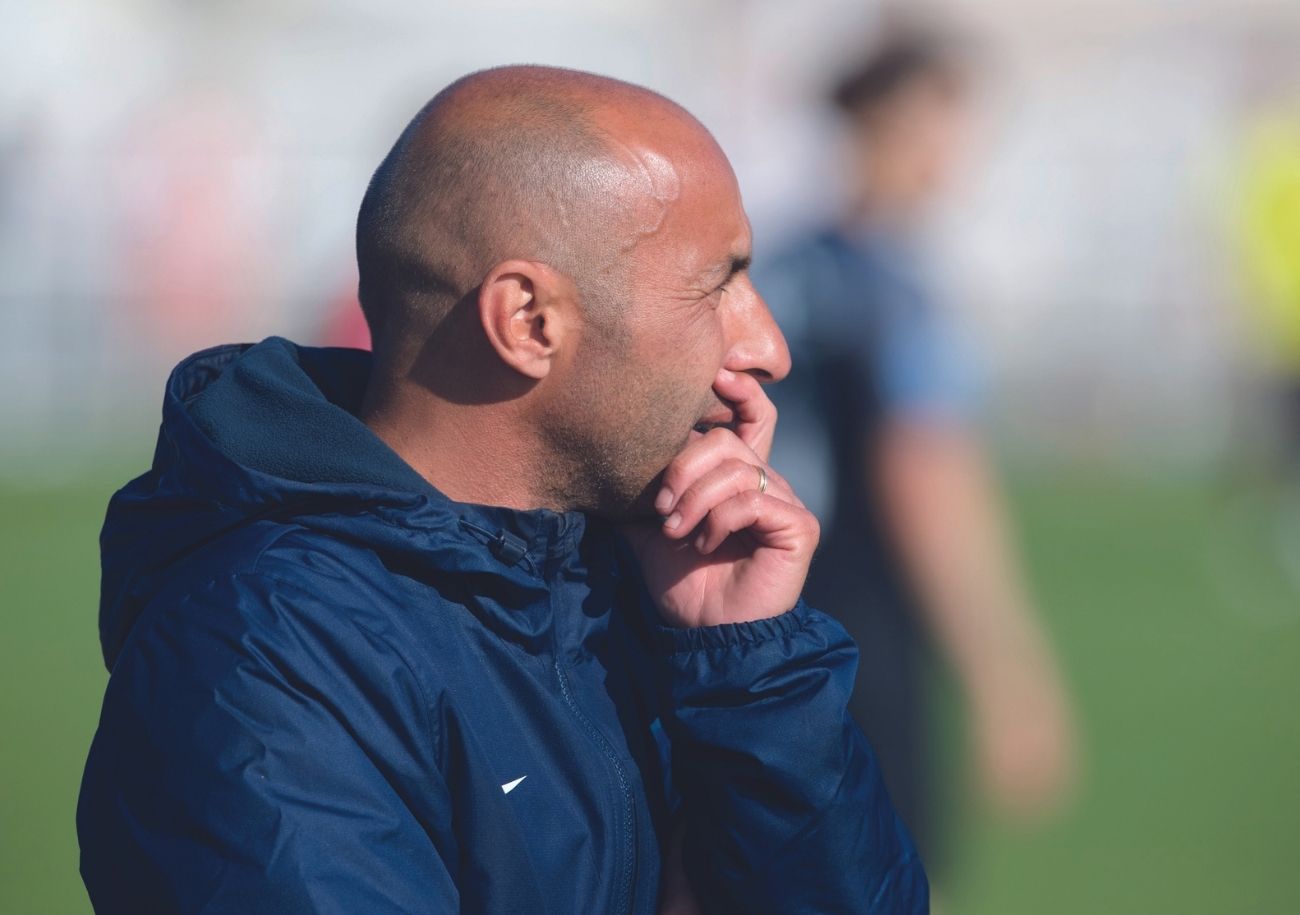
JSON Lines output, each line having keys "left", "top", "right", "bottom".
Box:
{"left": 542, "top": 519, "right": 638, "bottom": 915}
{"left": 553, "top": 653, "right": 637, "bottom": 914}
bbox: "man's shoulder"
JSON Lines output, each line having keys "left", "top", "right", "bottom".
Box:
{"left": 146, "top": 519, "right": 378, "bottom": 602}
{"left": 93, "top": 521, "right": 446, "bottom": 807}
{"left": 125, "top": 521, "right": 418, "bottom": 671}
{"left": 103, "top": 520, "right": 449, "bottom": 744}
{"left": 244, "top": 524, "right": 392, "bottom": 590}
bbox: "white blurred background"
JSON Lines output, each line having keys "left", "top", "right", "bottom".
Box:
{"left": 4, "top": 0, "right": 1298, "bottom": 475}
{"left": 4, "top": 4, "right": 1300, "bottom": 913}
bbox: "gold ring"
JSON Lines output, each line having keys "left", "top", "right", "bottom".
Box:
{"left": 757, "top": 465, "right": 768, "bottom": 495}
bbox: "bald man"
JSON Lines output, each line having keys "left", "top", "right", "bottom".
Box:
{"left": 78, "top": 67, "right": 928, "bottom": 914}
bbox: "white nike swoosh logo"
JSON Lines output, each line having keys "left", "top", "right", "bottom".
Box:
{"left": 501, "top": 775, "right": 527, "bottom": 794}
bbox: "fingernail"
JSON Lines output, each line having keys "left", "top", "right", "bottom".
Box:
{"left": 654, "top": 487, "right": 674, "bottom": 514}
{"left": 663, "top": 512, "right": 682, "bottom": 531}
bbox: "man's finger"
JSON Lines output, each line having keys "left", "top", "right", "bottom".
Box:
{"left": 692, "top": 490, "right": 818, "bottom": 556}
{"left": 655, "top": 427, "right": 760, "bottom": 515}
{"left": 662, "top": 457, "right": 794, "bottom": 537}
{"left": 712, "top": 368, "right": 777, "bottom": 462}
{"left": 656, "top": 429, "right": 802, "bottom": 523}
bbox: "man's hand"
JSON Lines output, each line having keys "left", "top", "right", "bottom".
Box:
{"left": 971, "top": 663, "right": 1077, "bottom": 821}
{"left": 621, "top": 369, "right": 819, "bottom": 628}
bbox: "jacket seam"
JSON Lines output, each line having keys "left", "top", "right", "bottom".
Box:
{"left": 247, "top": 519, "right": 310, "bottom": 573}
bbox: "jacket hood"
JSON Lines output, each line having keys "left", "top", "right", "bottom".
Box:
{"left": 99, "top": 337, "right": 588, "bottom": 669}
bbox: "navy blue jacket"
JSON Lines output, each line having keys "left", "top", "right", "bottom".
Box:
{"left": 78, "top": 338, "right": 928, "bottom": 914}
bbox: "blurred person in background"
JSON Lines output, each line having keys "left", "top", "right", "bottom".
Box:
{"left": 760, "top": 25, "right": 1078, "bottom": 870}
{"left": 1231, "top": 104, "right": 1300, "bottom": 592}
{"left": 1236, "top": 109, "right": 1300, "bottom": 441}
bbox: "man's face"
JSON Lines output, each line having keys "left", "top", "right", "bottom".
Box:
{"left": 541, "top": 128, "right": 791, "bottom": 517}
{"left": 858, "top": 73, "right": 970, "bottom": 212}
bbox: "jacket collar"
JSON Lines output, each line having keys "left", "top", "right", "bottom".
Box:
{"left": 100, "top": 338, "right": 613, "bottom": 667}
{"left": 167, "top": 337, "right": 590, "bottom": 565}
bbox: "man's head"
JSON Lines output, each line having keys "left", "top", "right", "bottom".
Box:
{"left": 831, "top": 31, "right": 971, "bottom": 214}
{"left": 356, "top": 66, "right": 789, "bottom": 517}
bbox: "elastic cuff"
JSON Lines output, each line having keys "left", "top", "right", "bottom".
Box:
{"left": 654, "top": 600, "right": 811, "bottom": 655}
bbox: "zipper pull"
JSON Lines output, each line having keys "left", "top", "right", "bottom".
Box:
{"left": 489, "top": 529, "right": 528, "bottom": 566}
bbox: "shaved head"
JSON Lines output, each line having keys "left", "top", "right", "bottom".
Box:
{"left": 356, "top": 65, "right": 700, "bottom": 372}
{"left": 357, "top": 65, "right": 782, "bottom": 516}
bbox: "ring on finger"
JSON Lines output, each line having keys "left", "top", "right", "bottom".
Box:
{"left": 756, "top": 464, "right": 768, "bottom": 495}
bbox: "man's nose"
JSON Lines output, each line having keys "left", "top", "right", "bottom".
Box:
{"left": 724, "top": 282, "right": 792, "bottom": 383}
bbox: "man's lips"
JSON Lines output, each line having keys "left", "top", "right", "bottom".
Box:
{"left": 691, "top": 409, "right": 737, "bottom": 437}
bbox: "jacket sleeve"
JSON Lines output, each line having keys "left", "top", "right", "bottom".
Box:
{"left": 77, "top": 571, "right": 458, "bottom": 915}
{"left": 655, "top": 600, "right": 929, "bottom": 915}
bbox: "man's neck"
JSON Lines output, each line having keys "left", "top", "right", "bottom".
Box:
{"left": 361, "top": 388, "right": 562, "bottom": 513}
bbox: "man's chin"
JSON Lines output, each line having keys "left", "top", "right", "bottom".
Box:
{"left": 586, "top": 466, "right": 669, "bottom": 524}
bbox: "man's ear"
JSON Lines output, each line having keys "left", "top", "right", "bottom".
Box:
{"left": 478, "top": 260, "right": 576, "bottom": 381}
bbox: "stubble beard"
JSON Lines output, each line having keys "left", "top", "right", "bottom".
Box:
{"left": 537, "top": 355, "right": 709, "bottom": 521}
{"left": 537, "top": 273, "right": 718, "bottom": 520}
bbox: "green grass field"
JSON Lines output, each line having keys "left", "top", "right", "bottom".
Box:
{"left": 2, "top": 467, "right": 1298, "bottom": 913}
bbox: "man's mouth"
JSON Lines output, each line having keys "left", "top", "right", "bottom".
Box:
{"left": 690, "top": 412, "right": 737, "bottom": 439}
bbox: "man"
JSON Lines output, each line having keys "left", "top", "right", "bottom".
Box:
{"left": 761, "top": 31, "right": 1075, "bottom": 869}
{"left": 78, "top": 66, "right": 928, "bottom": 914}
